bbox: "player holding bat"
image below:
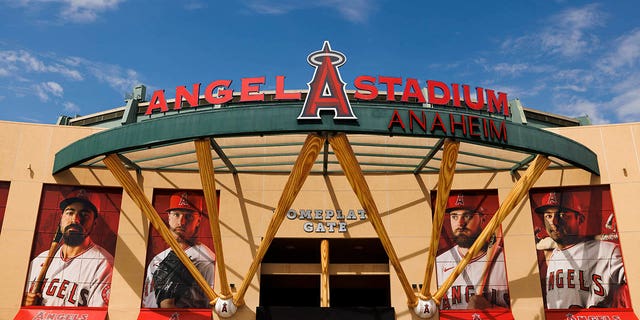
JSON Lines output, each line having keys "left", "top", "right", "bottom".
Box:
{"left": 24, "top": 190, "right": 113, "bottom": 307}
{"left": 435, "top": 193, "right": 510, "bottom": 310}
{"left": 142, "top": 192, "right": 215, "bottom": 308}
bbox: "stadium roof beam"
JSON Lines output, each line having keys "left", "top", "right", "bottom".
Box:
{"left": 413, "top": 138, "right": 445, "bottom": 174}
{"left": 210, "top": 137, "right": 237, "bottom": 174}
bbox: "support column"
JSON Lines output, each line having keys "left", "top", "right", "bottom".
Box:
{"left": 321, "top": 239, "right": 330, "bottom": 307}
{"left": 194, "top": 139, "right": 232, "bottom": 299}
{"left": 420, "top": 139, "right": 459, "bottom": 300}
{"left": 329, "top": 133, "right": 416, "bottom": 306}
{"left": 233, "top": 133, "right": 326, "bottom": 306}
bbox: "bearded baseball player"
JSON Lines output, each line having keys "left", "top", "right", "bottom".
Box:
{"left": 436, "top": 194, "right": 510, "bottom": 310}
{"left": 142, "top": 192, "right": 215, "bottom": 308}
{"left": 24, "top": 190, "right": 113, "bottom": 307}
{"left": 535, "top": 191, "right": 628, "bottom": 309}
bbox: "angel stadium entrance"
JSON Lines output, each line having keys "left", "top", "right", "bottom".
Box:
{"left": 34, "top": 41, "right": 638, "bottom": 320}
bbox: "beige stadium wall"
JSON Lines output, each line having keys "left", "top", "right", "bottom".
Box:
{"left": 0, "top": 120, "right": 638, "bottom": 320}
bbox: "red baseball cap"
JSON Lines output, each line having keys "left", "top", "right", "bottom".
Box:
{"left": 59, "top": 189, "right": 99, "bottom": 218}
{"left": 167, "top": 192, "right": 203, "bottom": 213}
{"left": 534, "top": 192, "right": 582, "bottom": 214}
{"left": 445, "top": 194, "right": 485, "bottom": 214}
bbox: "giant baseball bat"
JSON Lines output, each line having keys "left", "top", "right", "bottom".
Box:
{"left": 477, "top": 231, "right": 502, "bottom": 295}
{"left": 26, "top": 225, "right": 63, "bottom": 305}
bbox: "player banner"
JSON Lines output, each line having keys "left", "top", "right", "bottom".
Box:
{"left": 431, "top": 190, "right": 511, "bottom": 314}
{"left": 17, "top": 185, "right": 121, "bottom": 319}
{"left": 529, "top": 186, "right": 637, "bottom": 319}
{"left": 140, "top": 189, "right": 217, "bottom": 310}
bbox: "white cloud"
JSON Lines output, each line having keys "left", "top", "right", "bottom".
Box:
{"left": 34, "top": 81, "right": 64, "bottom": 101}
{"left": 87, "top": 62, "right": 141, "bottom": 94}
{"left": 500, "top": 4, "right": 604, "bottom": 58}
{"left": 539, "top": 4, "right": 604, "bottom": 57}
{"left": 62, "top": 0, "right": 123, "bottom": 22}
{"left": 1, "top": 48, "right": 143, "bottom": 104}
{"left": 553, "top": 84, "right": 587, "bottom": 92}
{"left": 63, "top": 101, "right": 80, "bottom": 113}
{"left": 49, "top": 64, "right": 83, "bottom": 80}
{"left": 489, "top": 63, "right": 552, "bottom": 76}
{"left": 608, "top": 75, "right": 640, "bottom": 122}
{"left": 598, "top": 28, "right": 640, "bottom": 74}
{"left": 0, "top": 50, "right": 83, "bottom": 80}
{"left": 551, "top": 69, "right": 594, "bottom": 84}
{"left": 333, "top": 0, "right": 371, "bottom": 23}
{"left": 12, "top": 0, "right": 124, "bottom": 23}
{"left": 243, "top": 0, "right": 375, "bottom": 23}
{"left": 34, "top": 86, "right": 49, "bottom": 102}
{"left": 559, "top": 98, "right": 610, "bottom": 125}
{"left": 45, "top": 81, "right": 63, "bottom": 96}
{"left": 491, "top": 63, "right": 530, "bottom": 74}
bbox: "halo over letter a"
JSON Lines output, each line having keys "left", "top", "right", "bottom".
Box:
{"left": 298, "top": 41, "right": 357, "bottom": 120}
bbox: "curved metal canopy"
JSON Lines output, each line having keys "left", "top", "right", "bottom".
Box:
{"left": 53, "top": 102, "right": 599, "bottom": 176}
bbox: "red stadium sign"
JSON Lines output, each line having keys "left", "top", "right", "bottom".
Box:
{"left": 145, "top": 41, "right": 509, "bottom": 119}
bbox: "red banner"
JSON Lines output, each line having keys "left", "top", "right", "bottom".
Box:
{"left": 15, "top": 307, "right": 107, "bottom": 320}
{"left": 439, "top": 309, "right": 513, "bottom": 319}
{"left": 545, "top": 309, "right": 638, "bottom": 320}
{"left": 137, "top": 309, "right": 212, "bottom": 320}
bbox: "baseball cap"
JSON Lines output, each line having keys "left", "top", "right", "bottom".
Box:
{"left": 59, "top": 189, "right": 99, "bottom": 218}
{"left": 167, "top": 192, "right": 203, "bottom": 213}
{"left": 445, "top": 194, "right": 485, "bottom": 214}
{"left": 534, "top": 192, "right": 582, "bottom": 214}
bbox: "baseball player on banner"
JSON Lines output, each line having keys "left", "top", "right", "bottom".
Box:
{"left": 142, "top": 191, "right": 216, "bottom": 308}
{"left": 24, "top": 190, "right": 114, "bottom": 307}
{"left": 435, "top": 193, "right": 510, "bottom": 310}
{"left": 533, "top": 190, "right": 630, "bottom": 309}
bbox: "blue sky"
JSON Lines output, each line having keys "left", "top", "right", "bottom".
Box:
{"left": 1, "top": 0, "right": 639, "bottom": 124}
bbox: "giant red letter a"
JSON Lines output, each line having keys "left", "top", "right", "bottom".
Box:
{"left": 298, "top": 41, "right": 356, "bottom": 120}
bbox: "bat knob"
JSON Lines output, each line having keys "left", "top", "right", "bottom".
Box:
{"left": 414, "top": 298, "right": 438, "bottom": 319}
{"left": 214, "top": 297, "right": 237, "bottom": 318}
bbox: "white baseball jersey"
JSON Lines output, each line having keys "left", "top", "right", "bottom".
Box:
{"left": 26, "top": 241, "right": 114, "bottom": 307}
{"left": 436, "top": 245, "right": 510, "bottom": 310}
{"left": 545, "top": 239, "right": 625, "bottom": 308}
{"left": 142, "top": 244, "right": 216, "bottom": 308}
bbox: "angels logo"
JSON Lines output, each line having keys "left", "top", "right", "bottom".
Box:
{"left": 547, "top": 192, "right": 559, "bottom": 206}
{"left": 298, "top": 41, "right": 356, "bottom": 120}
{"left": 178, "top": 193, "right": 190, "bottom": 206}
{"left": 455, "top": 194, "right": 465, "bottom": 207}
